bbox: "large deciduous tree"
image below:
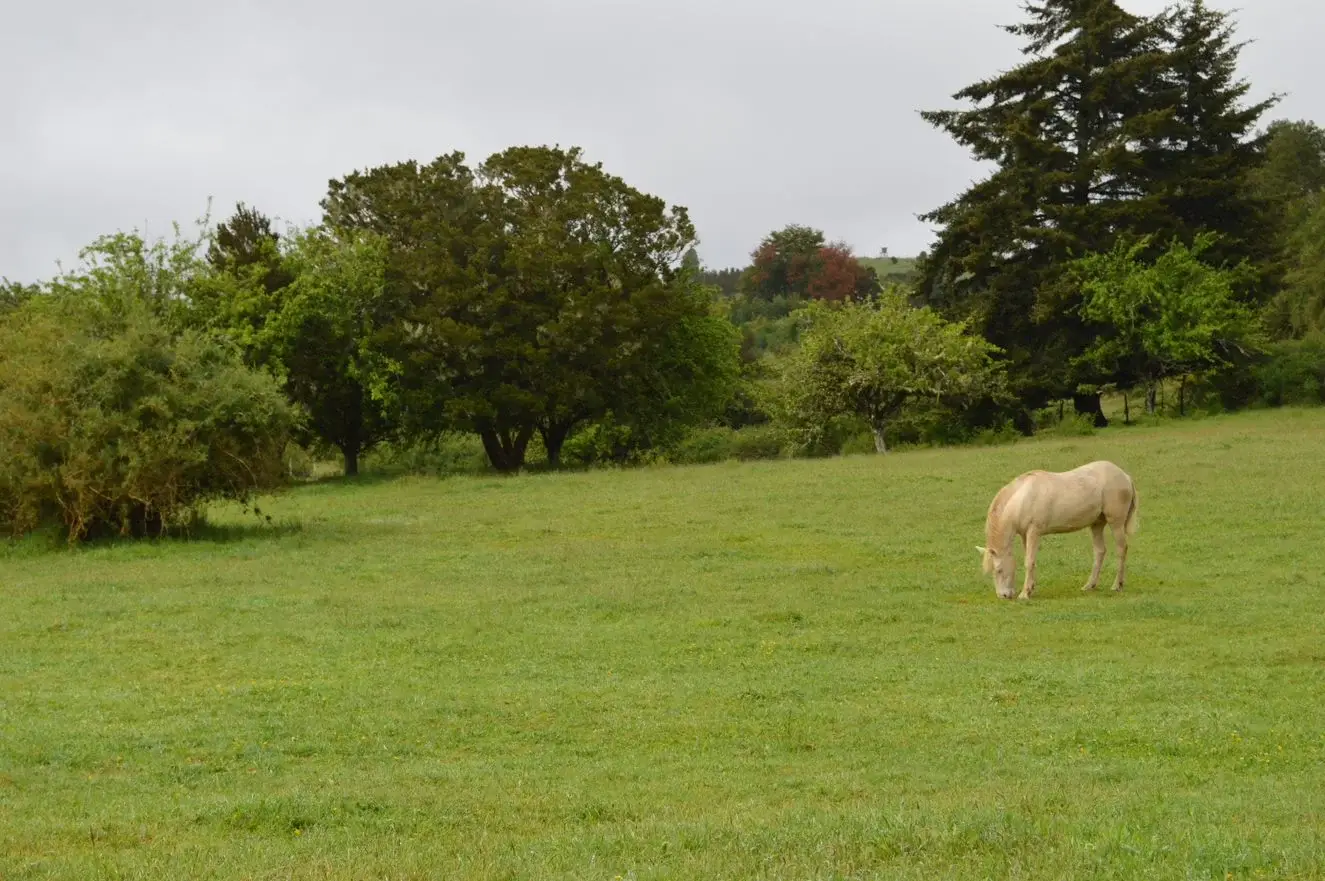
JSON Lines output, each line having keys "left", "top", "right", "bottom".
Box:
{"left": 777, "top": 291, "right": 1005, "bottom": 454}
{"left": 323, "top": 146, "right": 740, "bottom": 472}
{"left": 1071, "top": 233, "right": 1263, "bottom": 415}
{"left": 262, "top": 227, "right": 399, "bottom": 477}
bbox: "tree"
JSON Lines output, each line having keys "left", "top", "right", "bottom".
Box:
{"left": 0, "top": 241, "right": 296, "bottom": 543}
{"left": 322, "top": 145, "right": 738, "bottom": 472}
{"left": 191, "top": 203, "right": 297, "bottom": 358}
{"left": 1146, "top": 0, "right": 1280, "bottom": 282}
{"left": 699, "top": 266, "right": 743, "bottom": 297}
{"left": 917, "top": 0, "right": 1273, "bottom": 422}
{"left": 261, "top": 227, "right": 400, "bottom": 477}
{"left": 1246, "top": 120, "right": 1325, "bottom": 213}
{"left": 681, "top": 247, "right": 701, "bottom": 273}
{"left": 918, "top": 0, "right": 1173, "bottom": 420}
{"left": 205, "top": 202, "right": 294, "bottom": 294}
{"left": 44, "top": 226, "right": 219, "bottom": 330}
{"left": 777, "top": 290, "right": 1005, "bottom": 453}
{"left": 807, "top": 243, "right": 881, "bottom": 302}
{"left": 0, "top": 280, "right": 37, "bottom": 315}
{"left": 594, "top": 287, "right": 743, "bottom": 458}
{"left": 1246, "top": 120, "right": 1325, "bottom": 335}
{"left": 740, "top": 225, "right": 826, "bottom": 300}
{"left": 741, "top": 225, "right": 879, "bottom": 303}
{"left": 1273, "top": 196, "right": 1325, "bottom": 337}
{"left": 1071, "top": 233, "right": 1264, "bottom": 415}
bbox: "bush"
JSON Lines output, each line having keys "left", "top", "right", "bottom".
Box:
{"left": 669, "top": 427, "right": 737, "bottom": 465}
{"left": 0, "top": 296, "right": 297, "bottom": 543}
{"left": 283, "top": 443, "right": 317, "bottom": 480}
{"left": 839, "top": 431, "right": 879, "bottom": 456}
{"left": 1032, "top": 408, "right": 1098, "bottom": 438}
{"left": 360, "top": 434, "right": 492, "bottom": 477}
{"left": 1254, "top": 335, "right": 1325, "bottom": 407}
{"left": 664, "top": 425, "right": 788, "bottom": 466}
{"left": 729, "top": 425, "right": 788, "bottom": 461}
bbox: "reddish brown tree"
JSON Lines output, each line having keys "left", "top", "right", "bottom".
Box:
{"left": 741, "top": 225, "right": 879, "bottom": 302}
{"left": 807, "top": 243, "right": 881, "bottom": 302}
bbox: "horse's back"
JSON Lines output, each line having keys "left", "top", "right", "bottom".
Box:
{"left": 1077, "top": 460, "right": 1134, "bottom": 491}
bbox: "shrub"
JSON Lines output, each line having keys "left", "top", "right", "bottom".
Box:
{"left": 1254, "top": 335, "right": 1325, "bottom": 407}
{"left": 669, "top": 427, "right": 737, "bottom": 465}
{"left": 1036, "top": 413, "right": 1098, "bottom": 438}
{"left": 729, "top": 425, "right": 788, "bottom": 461}
{"left": 0, "top": 296, "right": 297, "bottom": 543}
{"left": 839, "top": 431, "right": 879, "bottom": 456}
{"left": 360, "top": 434, "right": 492, "bottom": 477}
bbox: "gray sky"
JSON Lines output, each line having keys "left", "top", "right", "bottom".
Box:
{"left": 1, "top": 0, "right": 1318, "bottom": 282}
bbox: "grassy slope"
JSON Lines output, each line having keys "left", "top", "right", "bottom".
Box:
{"left": 3, "top": 409, "right": 1325, "bottom": 879}
{"left": 858, "top": 255, "right": 919, "bottom": 282}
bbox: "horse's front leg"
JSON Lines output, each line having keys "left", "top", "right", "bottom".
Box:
{"left": 1019, "top": 528, "right": 1040, "bottom": 600}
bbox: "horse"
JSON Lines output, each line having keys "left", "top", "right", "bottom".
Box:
{"left": 975, "top": 460, "right": 1139, "bottom": 600}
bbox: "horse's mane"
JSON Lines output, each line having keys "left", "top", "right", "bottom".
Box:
{"left": 984, "top": 473, "right": 1034, "bottom": 567}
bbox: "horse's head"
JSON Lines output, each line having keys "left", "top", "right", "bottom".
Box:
{"left": 975, "top": 545, "right": 1016, "bottom": 599}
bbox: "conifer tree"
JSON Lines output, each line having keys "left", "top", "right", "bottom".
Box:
{"left": 918, "top": 0, "right": 1173, "bottom": 420}
{"left": 1146, "top": 0, "right": 1280, "bottom": 281}
{"left": 917, "top": 0, "right": 1275, "bottom": 421}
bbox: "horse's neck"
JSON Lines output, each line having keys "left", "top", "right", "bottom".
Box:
{"left": 989, "top": 517, "right": 1018, "bottom": 553}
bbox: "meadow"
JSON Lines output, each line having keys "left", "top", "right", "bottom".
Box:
{"left": 3, "top": 408, "right": 1325, "bottom": 880}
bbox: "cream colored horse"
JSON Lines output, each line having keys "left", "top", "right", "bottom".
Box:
{"left": 976, "top": 460, "right": 1139, "bottom": 600}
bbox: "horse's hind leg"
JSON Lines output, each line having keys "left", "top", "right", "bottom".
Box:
{"left": 1109, "top": 518, "right": 1129, "bottom": 592}
{"left": 1082, "top": 519, "right": 1107, "bottom": 591}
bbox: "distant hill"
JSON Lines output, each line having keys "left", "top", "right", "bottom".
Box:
{"left": 858, "top": 255, "right": 919, "bottom": 283}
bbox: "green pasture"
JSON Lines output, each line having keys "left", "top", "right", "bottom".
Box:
{"left": 3, "top": 408, "right": 1324, "bottom": 879}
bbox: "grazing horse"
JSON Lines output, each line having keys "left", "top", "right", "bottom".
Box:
{"left": 976, "top": 460, "right": 1139, "bottom": 600}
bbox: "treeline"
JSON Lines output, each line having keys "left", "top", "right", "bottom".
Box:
{"left": 3, "top": 0, "right": 1325, "bottom": 544}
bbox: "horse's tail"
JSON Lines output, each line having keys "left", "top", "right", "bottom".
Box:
{"left": 1125, "top": 479, "right": 1140, "bottom": 536}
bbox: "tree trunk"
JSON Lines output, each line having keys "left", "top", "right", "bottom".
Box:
{"left": 1179, "top": 375, "right": 1187, "bottom": 417}
{"left": 1123, "top": 391, "right": 1131, "bottom": 426}
{"left": 1146, "top": 383, "right": 1157, "bottom": 415}
{"left": 1072, "top": 391, "right": 1109, "bottom": 428}
{"left": 342, "top": 444, "right": 360, "bottom": 478}
{"left": 539, "top": 421, "right": 576, "bottom": 470}
{"left": 872, "top": 422, "right": 888, "bottom": 454}
{"left": 479, "top": 426, "right": 534, "bottom": 473}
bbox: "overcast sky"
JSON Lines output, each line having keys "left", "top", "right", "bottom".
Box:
{"left": 2, "top": 0, "right": 1319, "bottom": 282}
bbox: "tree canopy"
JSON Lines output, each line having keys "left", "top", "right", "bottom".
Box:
{"left": 322, "top": 145, "right": 740, "bottom": 471}
{"left": 0, "top": 235, "right": 296, "bottom": 542}
{"left": 776, "top": 291, "right": 1005, "bottom": 453}
{"left": 1071, "top": 233, "right": 1264, "bottom": 414}
{"left": 917, "top": 0, "right": 1276, "bottom": 421}
{"left": 740, "top": 225, "right": 879, "bottom": 304}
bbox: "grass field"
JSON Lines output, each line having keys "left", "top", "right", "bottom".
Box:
{"left": 3, "top": 408, "right": 1325, "bottom": 879}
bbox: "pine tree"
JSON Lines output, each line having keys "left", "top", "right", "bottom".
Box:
{"left": 918, "top": 0, "right": 1174, "bottom": 421}
{"left": 1145, "top": 0, "right": 1280, "bottom": 282}
{"left": 917, "top": 0, "right": 1276, "bottom": 421}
